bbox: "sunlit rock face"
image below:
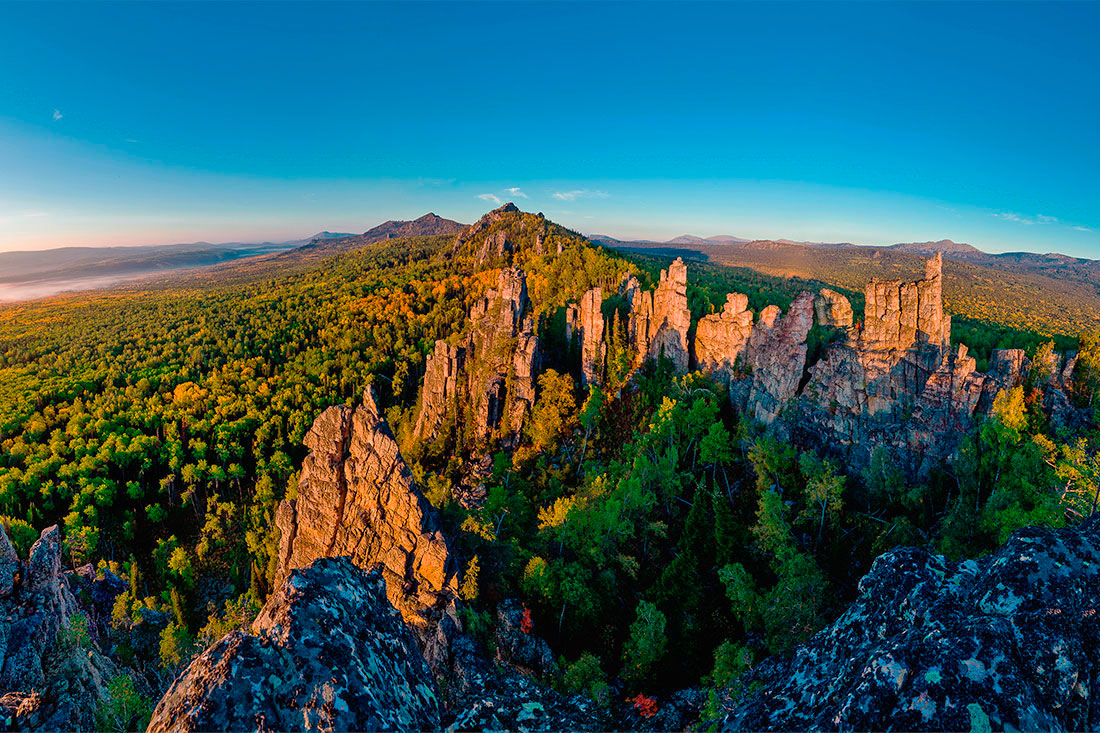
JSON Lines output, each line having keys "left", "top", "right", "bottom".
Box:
{"left": 577, "top": 285, "right": 606, "bottom": 387}
{"left": 569, "top": 252, "right": 1080, "bottom": 474}
{"left": 622, "top": 257, "right": 691, "bottom": 373}
{"left": 721, "top": 518, "right": 1100, "bottom": 732}
{"left": 274, "top": 387, "right": 459, "bottom": 671}
{"left": 147, "top": 559, "right": 441, "bottom": 733}
{"left": 814, "top": 288, "right": 854, "bottom": 330}
{"left": 744, "top": 290, "right": 817, "bottom": 424}
{"left": 694, "top": 292, "right": 754, "bottom": 385}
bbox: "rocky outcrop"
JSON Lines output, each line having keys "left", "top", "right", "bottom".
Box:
{"left": 450, "top": 203, "right": 521, "bottom": 267}
{"left": 413, "top": 266, "right": 540, "bottom": 450}
{"left": 623, "top": 258, "right": 691, "bottom": 372}
{"left": 0, "top": 522, "right": 17, "bottom": 597}
{"left": 466, "top": 267, "right": 540, "bottom": 445}
{"left": 274, "top": 388, "right": 459, "bottom": 670}
{"left": 863, "top": 252, "right": 950, "bottom": 351}
{"left": 493, "top": 600, "right": 557, "bottom": 678}
{"left": 149, "top": 559, "right": 603, "bottom": 733}
{"left": 148, "top": 559, "right": 441, "bottom": 733}
{"left": 412, "top": 340, "right": 464, "bottom": 445}
{"left": 0, "top": 525, "right": 117, "bottom": 731}
{"left": 744, "top": 291, "right": 816, "bottom": 423}
{"left": 648, "top": 257, "right": 692, "bottom": 371}
{"left": 722, "top": 519, "right": 1100, "bottom": 732}
{"left": 694, "top": 293, "right": 754, "bottom": 384}
{"left": 814, "top": 288, "right": 854, "bottom": 329}
{"left": 578, "top": 286, "right": 606, "bottom": 387}
{"left": 445, "top": 634, "right": 604, "bottom": 731}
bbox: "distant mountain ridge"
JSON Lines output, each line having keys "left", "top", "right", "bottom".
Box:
{"left": 289, "top": 213, "right": 466, "bottom": 257}
{"left": 0, "top": 214, "right": 466, "bottom": 302}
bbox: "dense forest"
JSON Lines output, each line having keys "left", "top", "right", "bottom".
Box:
{"left": 1, "top": 219, "right": 1098, "bottom": 728}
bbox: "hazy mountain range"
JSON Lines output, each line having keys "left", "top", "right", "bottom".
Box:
{"left": 0, "top": 216, "right": 468, "bottom": 301}
{"left": 591, "top": 233, "right": 1100, "bottom": 296}
{"left": 4, "top": 211, "right": 1099, "bottom": 306}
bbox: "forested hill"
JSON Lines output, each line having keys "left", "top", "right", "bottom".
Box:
{"left": 1, "top": 204, "right": 1099, "bottom": 730}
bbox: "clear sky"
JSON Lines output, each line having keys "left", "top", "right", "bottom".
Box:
{"left": 1, "top": 1, "right": 1097, "bottom": 255}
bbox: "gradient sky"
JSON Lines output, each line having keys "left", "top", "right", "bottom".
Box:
{"left": 1, "top": 1, "right": 1098, "bottom": 255}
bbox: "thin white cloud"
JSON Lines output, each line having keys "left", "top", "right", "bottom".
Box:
{"left": 996, "top": 211, "right": 1089, "bottom": 233}
{"left": 995, "top": 212, "right": 1034, "bottom": 225}
{"left": 552, "top": 189, "right": 610, "bottom": 201}
{"left": 504, "top": 187, "right": 528, "bottom": 199}
{"left": 477, "top": 193, "right": 503, "bottom": 205}
{"left": 52, "top": 109, "right": 63, "bottom": 121}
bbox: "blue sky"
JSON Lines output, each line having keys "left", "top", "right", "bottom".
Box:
{"left": 1, "top": 2, "right": 1097, "bottom": 255}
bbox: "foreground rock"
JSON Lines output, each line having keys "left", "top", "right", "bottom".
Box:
{"left": 147, "top": 559, "right": 441, "bottom": 732}
{"left": 722, "top": 518, "right": 1100, "bottom": 731}
{"left": 149, "top": 559, "right": 602, "bottom": 733}
{"left": 0, "top": 524, "right": 116, "bottom": 731}
{"left": 275, "top": 387, "right": 459, "bottom": 670}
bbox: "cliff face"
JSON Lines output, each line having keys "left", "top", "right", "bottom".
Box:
{"left": 575, "top": 286, "right": 606, "bottom": 387}
{"left": 413, "top": 266, "right": 541, "bottom": 449}
{"left": 634, "top": 257, "right": 692, "bottom": 372}
{"left": 0, "top": 525, "right": 117, "bottom": 731}
{"left": 744, "top": 291, "right": 817, "bottom": 424}
{"left": 274, "top": 387, "right": 458, "bottom": 670}
{"left": 722, "top": 519, "right": 1100, "bottom": 732}
{"left": 148, "top": 559, "right": 441, "bottom": 733}
{"left": 694, "top": 293, "right": 754, "bottom": 384}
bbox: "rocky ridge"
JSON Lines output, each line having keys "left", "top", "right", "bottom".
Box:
{"left": 722, "top": 518, "right": 1100, "bottom": 731}
{"left": 572, "top": 250, "right": 1082, "bottom": 472}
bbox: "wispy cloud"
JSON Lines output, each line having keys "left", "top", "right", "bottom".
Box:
{"left": 551, "top": 189, "right": 610, "bottom": 201}
{"left": 996, "top": 211, "right": 1091, "bottom": 233}
{"left": 52, "top": 109, "right": 63, "bottom": 121}
{"left": 477, "top": 193, "right": 503, "bottom": 205}
{"left": 504, "top": 187, "right": 528, "bottom": 199}
{"left": 995, "top": 212, "right": 1034, "bottom": 225}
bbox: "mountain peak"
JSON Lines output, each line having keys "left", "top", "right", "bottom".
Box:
{"left": 888, "top": 239, "right": 984, "bottom": 256}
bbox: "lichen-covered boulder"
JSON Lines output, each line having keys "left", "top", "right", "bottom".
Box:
{"left": 147, "top": 558, "right": 441, "bottom": 733}
{"left": 444, "top": 635, "right": 605, "bottom": 731}
{"left": 721, "top": 519, "right": 1100, "bottom": 732}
